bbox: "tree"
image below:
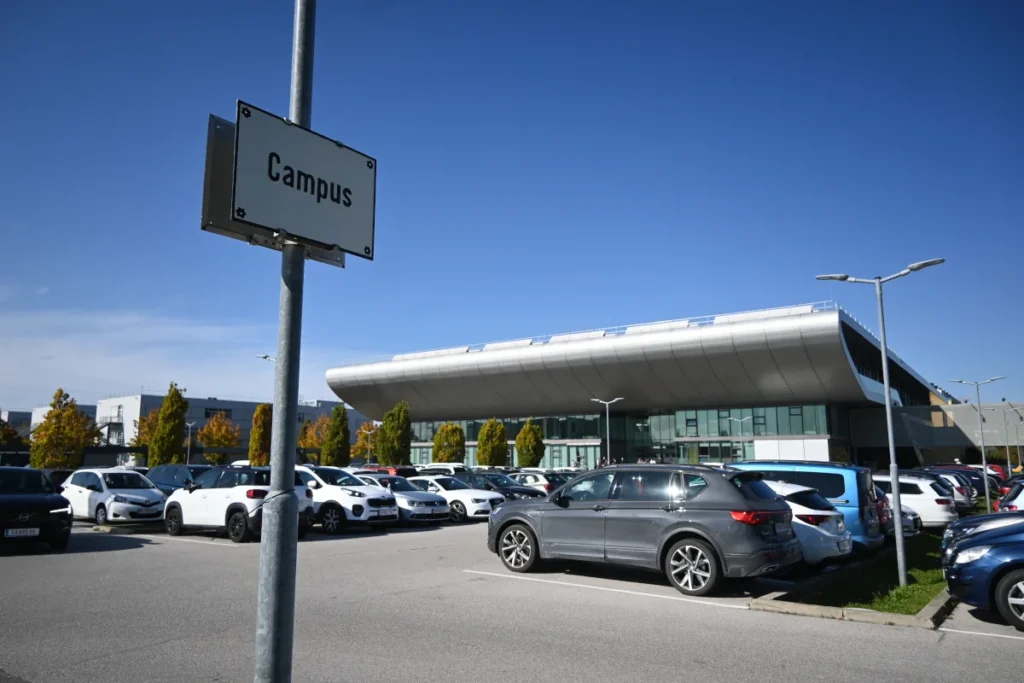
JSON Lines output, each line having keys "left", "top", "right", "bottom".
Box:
{"left": 131, "top": 409, "right": 161, "bottom": 447}
{"left": 515, "top": 417, "right": 545, "bottom": 468}
{"left": 476, "top": 418, "right": 508, "bottom": 467}
{"left": 298, "top": 414, "right": 331, "bottom": 450}
{"left": 320, "top": 405, "right": 351, "bottom": 467}
{"left": 29, "top": 388, "right": 102, "bottom": 469}
{"left": 197, "top": 411, "right": 241, "bottom": 465}
{"left": 351, "top": 422, "right": 378, "bottom": 461}
{"left": 148, "top": 383, "right": 189, "bottom": 467}
{"left": 376, "top": 401, "right": 412, "bottom": 465}
{"left": 0, "top": 419, "right": 28, "bottom": 448}
{"left": 432, "top": 423, "right": 466, "bottom": 463}
{"left": 249, "top": 403, "right": 273, "bottom": 466}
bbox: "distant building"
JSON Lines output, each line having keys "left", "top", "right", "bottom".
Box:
{"left": 93, "top": 395, "right": 367, "bottom": 448}
{"left": 0, "top": 410, "right": 32, "bottom": 439}
{"left": 31, "top": 404, "right": 97, "bottom": 436}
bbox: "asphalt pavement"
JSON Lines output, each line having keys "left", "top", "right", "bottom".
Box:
{"left": 0, "top": 524, "right": 1021, "bottom": 683}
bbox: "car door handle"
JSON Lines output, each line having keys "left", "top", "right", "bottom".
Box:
{"left": 660, "top": 505, "right": 677, "bottom": 512}
{"left": 592, "top": 505, "right": 606, "bottom": 511}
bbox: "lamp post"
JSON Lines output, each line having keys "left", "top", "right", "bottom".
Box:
{"left": 591, "top": 397, "right": 624, "bottom": 467}
{"left": 728, "top": 416, "right": 753, "bottom": 462}
{"left": 1015, "top": 423, "right": 1024, "bottom": 472}
{"left": 817, "top": 257, "right": 944, "bottom": 587}
{"left": 998, "top": 399, "right": 1019, "bottom": 478}
{"left": 186, "top": 422, "right": 196, "bottom": 464}
{"left": 949, "top": 377, "right": 1005, "bottom": 511}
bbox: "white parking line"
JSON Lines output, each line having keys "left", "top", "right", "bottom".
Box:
{"left": 462, "top": 570, "right": 750, "bottom": 610}
{"left": 136, "top": 535, "right": 241, "bottom": 548}
{"left": 939, "top": 627, "right": 1024, "bottom": 642}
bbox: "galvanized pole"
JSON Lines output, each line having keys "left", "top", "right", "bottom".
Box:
{"left": 254, "top": 1, "right": 314, "bottom": 681}
{"left": 875, "top": 278, "right": 907, "bottom": 587}
{"left": 186, "top": 422, "right": 196, "bottom": 464}
{"left": 975, "top": 386, "right": 991, "bottom": 512}
{"left": 605, "top": 402, "right": 611, "bottom": 466}
{"left": 1002, "top": 409, "right": 1013, "bottom": 478}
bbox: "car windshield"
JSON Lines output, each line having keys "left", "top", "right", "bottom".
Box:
{"left": 378, "top": 477, "right": 417, "bottom": 492}
{"left": 484, "top": 473, "right": 519, "bottom": 488}
{"left": 102, "top": 472, "right": 154, "bottom": 489}
{"left": 731, "top": 473, "right": 779, "bottom": 500}
{"left": 434, "top": 477, "right": 470, "bottom": 490}
{"left": 188, "top": 466, "right": 211, "bottom": 478}
{"left": 549, "top": 473, "right": 575, "bottom": 486}
{"left": 314, "top": 468, "right": 363, "bottom": 487}
{"left": 0, "top": 470, "right": 55, "bottom": 494}
{"left": 461, "top": 474, "right": 494, "bottom": 489}
{"left": 785, "top": 490, "right": 835, "bottom": 511}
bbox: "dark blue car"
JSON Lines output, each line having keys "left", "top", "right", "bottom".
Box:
{"left": 943, "top": 512, "right": 1024, "bottom": 630}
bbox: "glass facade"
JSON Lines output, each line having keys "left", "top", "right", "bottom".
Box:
{"left": 410, "top": 404, "right": 831, "bottom": 468}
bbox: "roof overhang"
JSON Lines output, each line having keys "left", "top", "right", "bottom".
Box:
{"left": 326, "top": 306, "right": 907, "bottom": 421}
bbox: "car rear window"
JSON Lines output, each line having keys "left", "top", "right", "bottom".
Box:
{"left": 795, "top": 472, "right": 846, "bottom": 499}
{"left": 785, "top": 490, "right": 835, "bottom": 511}
{"left": 930, "top": 482, "right": 949, "bottom": 496}
{"left": 731, "top": 473, "right": 779, "bottom": 501}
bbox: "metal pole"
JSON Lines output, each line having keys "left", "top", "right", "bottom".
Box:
{"left": 254, "top": 1, "right": 314, "bottom": 681}
{"left": 1016, "top": 424, "right": 1022, "bottom": 471}
{"left": 1003, "top": 410, "right": 1012, "bottom": 478}
{"left": 875, "top": 278, "right": 907, "bottom": 587}
{"left": 976, "top": 386, "right": 991, "bottom": 512}
{"left": 186, "top": 422, "right": 195, "bottom": 464}
{"left": 605, "top": 402, "right": 611, "bottom": 466}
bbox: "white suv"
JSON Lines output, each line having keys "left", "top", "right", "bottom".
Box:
{"left": 407, "top": 475, "right": 504, "bottom": 523}
{"left": 163, "top": 466, "right": 314, "bottom": 543}
{"left": 62, "top": 468, "right": 166, "bottom": 525}
{"left": 296, "top": 466, "right": 399, "bottom": 534}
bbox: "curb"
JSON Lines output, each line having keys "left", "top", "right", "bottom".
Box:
{"left": 916, "top": 589, "right": 958, "bottom": 629}
{"left": 91, "top": 525, "right": 137, "bottom": 535}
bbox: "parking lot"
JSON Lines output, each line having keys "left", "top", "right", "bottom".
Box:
{"left": 0, "top": 523, "right": 1020, "bottom": 683}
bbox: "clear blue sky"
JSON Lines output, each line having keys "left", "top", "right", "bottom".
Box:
{"left": 0, "top": 1, "right": 1020, "bottom": 408}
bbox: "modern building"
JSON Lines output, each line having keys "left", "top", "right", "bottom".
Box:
{"left": 31, "top": 404, "right": 97, "bottom": 436}
{"left": 326, "top": 301, "right": 991, "bottom": 470}
{"left": 94, "top": 395, "right": 367, "bottom": 449}
{"left": 0, "top": 410, "right": 32, "bottom": 439}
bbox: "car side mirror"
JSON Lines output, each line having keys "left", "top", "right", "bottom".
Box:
{"left": 552, "top": 492, "right": 569, "bottom": 507}
{"left": 308, "top": 480, "right": 320, "bottom": 489}
{"left": 186, "top": 483, "right": 198, "bottom": 493}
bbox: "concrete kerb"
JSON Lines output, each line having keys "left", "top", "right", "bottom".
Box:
{"left": 748, "top": 548, "right": 958, "bottom": 630}
{"left": 90, "top": 523, "right": 161, "bottom": 535}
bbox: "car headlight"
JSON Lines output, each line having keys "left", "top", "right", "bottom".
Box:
{"left": 49, "top": 506, "right": 72, "bottom": 514}
{"left": 341, "top": 489, "right": 365, "bottom": 498}
{"left": 112, "top": 495, "right": 134, "bottom": 505}
{"left": 408, "top": 500, "right": 425, "bottom": 507}
{"left": 471, "top": 498, "right": 488, "bottom": 504}
{"left": 953, "top": 545, "right": 992, "bottom": 565}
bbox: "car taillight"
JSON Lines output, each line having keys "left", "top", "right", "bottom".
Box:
{"left": 1000, "top": 486, "right": 1011, "bottom": 495}
{"left": 935, "top": 498, "right": 952, "bottom": 506}
{"left": 730, "top": 510, "right": 790, "bottom": 525}
{"left": 246, "top": 489, "right": 267, "bottom": 499}
{"left": 955, "top": 486, "right": 965, "bottom": 496}
{"left": 796, "top": 514, "right": 832, "bottom": 526}
{"left": 1004, "top": 505, "right": 1018, "bottom": 511}
{"left": 543, "top": 483, "right": 554, "bottom": 492}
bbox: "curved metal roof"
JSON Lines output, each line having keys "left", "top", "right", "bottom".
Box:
{"left": 325, "top": 304, "right": 912, "bottom": 421}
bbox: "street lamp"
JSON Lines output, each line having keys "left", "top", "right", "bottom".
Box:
{"left": 1015, "top": 423, "right": 1024, "bottom": 472}
{"left": 997, "top": 399, "right": 1021, "bottom": 478}
{"left": 591, "top": 397, "right": 624, "bottom": 466}
{"left": 728, "top": 416, "right": 753, "bottom": 462}
{"left": 186, "top": 422, "right": 196, "bottom": 464}
{"left": 817, "top": 257, "right": 944, "bottom": 588}
{"left": 949, "top": 377, "right": 1005, "bottom": 511}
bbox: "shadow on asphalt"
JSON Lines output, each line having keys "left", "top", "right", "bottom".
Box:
{"left": 1, "top": 533, "right": 154, "bottom": 557}
{"left": 966, "top": 606, "right": 1009, "bottom": 626}
{"left": 301, "top": 523, "right": 448, "bottom": 542}
{"left": 533, "top": 560, "right": 793, "bottom": 599}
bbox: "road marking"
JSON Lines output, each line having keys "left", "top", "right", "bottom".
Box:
{"left": 462, "top": 570, "right": 750, "bottom": 610}
{"left": 939, "top": 627, "right": 1024, "bottom": 642}
{"left": 136, "top": 535, "right": 241, "bottom": 548}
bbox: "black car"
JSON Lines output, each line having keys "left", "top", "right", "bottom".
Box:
{"left": 146, "top": 464, "right": 212, "bottom": 496}
{"left": 0, "top": 467, "right": 73, "bottom": 552}
{"left": 487, "top": 464, "right": 801, "bottom": 596}
{"left": 454, "top": 472, "right": 546, "bottom": 500}
{"left": 41, "top": 468, "right": 74, "bottom": 489}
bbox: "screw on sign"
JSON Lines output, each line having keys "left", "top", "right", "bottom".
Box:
{"left": 235, "top": 207, "right": 247, "bottom": 219}
{"left": 242, "top": 107, "right": 251, "bottom": 118}
{"left": 366, "top": 160, "right": 374, "bottom": 169}
{"left": 363, "top": 246, "right": 371, "bottom": 255}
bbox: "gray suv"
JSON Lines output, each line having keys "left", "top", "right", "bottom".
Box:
{"left": 486, "top": 465, "right": 801, "bottom": 596}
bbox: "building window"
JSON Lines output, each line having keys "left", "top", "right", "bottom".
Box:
{"left": 205, "top": 408, "right": 232, "bottom": 419}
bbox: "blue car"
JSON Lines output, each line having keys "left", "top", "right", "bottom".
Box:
{"left": 730, "top": 462, "right": 885, "bottom": 550}
{"left": 943, "top": 513, "right": 1024, "bottom": 630}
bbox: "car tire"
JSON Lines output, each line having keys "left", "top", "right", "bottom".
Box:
{"left": 319, "top": 504, "right": 346, "bottom": 535}
{"left": 664, "top": 538, "right": 720, "bottom": 597}
{"left": 227, "top": 511, "right": 252, "bottom": 543}
{"left": 450, "top": 501, "right": 467, "bottom": 523}
{"left": 498, "top": 524, "right": 538, "bottom": 573}
{"left": 49, "top": 534, "right": 70, "bottom": 553}
{"left": 165, "top": 507, "right": 183, "bottom": 536}
{"left": 94, "top": 505, "right": 108, "bottom": 526}
{"left": 994, "top": 568, "right": 1024, "bottom": 631}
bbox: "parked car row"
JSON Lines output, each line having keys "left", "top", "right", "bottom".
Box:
{"left": 943, "top": 511, "right": 1024, "bottom": 630}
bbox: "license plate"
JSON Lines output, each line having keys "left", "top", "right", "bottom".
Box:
{"left": 773, "top": 522, "right": 791, "bottom": 536}
{"left": 838, "top": 540, "right": 851, "bottom": 553}
{"left": 434, "top": 509, "right": 446, "bottom": 515}
{"left": 4, "top": 528, "right": 40, "bottom": 538}
{"left": 368, "top": 510, "right": 379, "bottom": 517}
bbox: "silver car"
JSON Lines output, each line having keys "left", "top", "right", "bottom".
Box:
{"left": 358, "top": 474, "right": 450, "bottom": 524}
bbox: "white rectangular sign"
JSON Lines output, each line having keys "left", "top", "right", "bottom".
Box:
{"left": 232, "top": 101, "right": 376, "bottom": 260}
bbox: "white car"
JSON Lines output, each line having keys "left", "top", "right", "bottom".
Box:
{"left": 62, "top": 468, "right": 165, "bottom": 525}
{"left": 357, "top": 473, "right": 450, "bottom": 523}
{"left": 873, "top": 474, "right": 958, "bottom": 528}
{"left": 764, "top": 480, "right": 852, "bottom": 566}
{"left": 418, "top": 463, "right": 471, "bottom": 476}
{"left": 931, "top": 471, "right": 975, "bottom": 510}
{"left": 163, "top": 466, "right": 314, "bottom": 543}
{"left": 407, "top": 475, "right": 504, "bottom": 523}
{"left": 997, "top": 482, "right": 1023, "bottom": 512}
{"left": 509, "top": 471, "right": 571, "bottom": 494}
{"left": 296, "top": 465, "right": 399, "bottom": 533}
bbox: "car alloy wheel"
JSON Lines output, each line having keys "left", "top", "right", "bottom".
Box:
{"left": 321, "top": 505, "right": 345, "bottom": 534}
{"left": 228, "top": 512, "right": 251, "bottom": 543}
{"left": 669, "top": 543, "right": 713, "bottom": 594}
{"left": 450, "top": 501, "right": 466, "bottom": 523}
{"left": 95, "top": 505, "right": 107, "bottom": 526}
{"left": 1009, "top": 581, "right": 1024, "bottom": 621}
{"left": 500, "top": 526, "right": 534, "bottom": 571}
{"left": 996, "top": 569, "right": 1024, "bottom": 630}
{"left": 165, "top": 508, "right": 183, "bottom": 536}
